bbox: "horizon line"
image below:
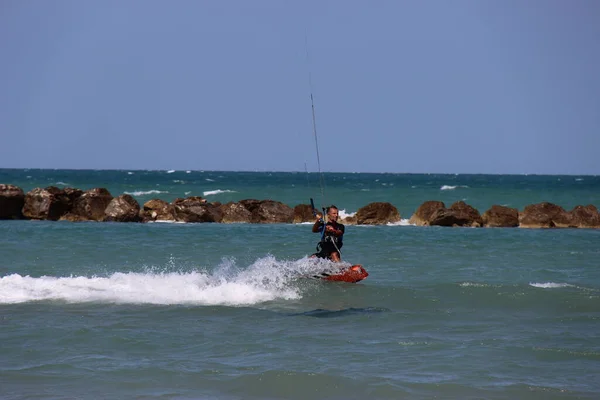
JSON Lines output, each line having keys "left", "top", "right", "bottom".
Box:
{"left": 0, "top": 167, "right": 598, "bottom": 177}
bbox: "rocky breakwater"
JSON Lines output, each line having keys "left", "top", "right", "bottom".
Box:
{"left": 408, "top": 200, "right": 600, "bottom": 228}
{"left": 0, "top": 185, "right": 401, "bottom": 225}
{"left": 1, "top": 184, "right": 599, "bottom": 228}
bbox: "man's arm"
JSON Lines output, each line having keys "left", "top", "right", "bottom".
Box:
{"left": 312, "top": 213, "right": 323, "bottom": 233}
{"left": 326, "top": 225, "right": 343, "bottom": 236}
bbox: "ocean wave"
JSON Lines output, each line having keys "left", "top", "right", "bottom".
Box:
{"left": 167, "top": 170, "right": 175, "bottom": 174}
{"left": 0, "top": 256, "right": 341, "bottom": 306}
{"left": 55, "top": 181, "right": 69, "bottom": 186}
{"left": 460, "top": 282, "right": 492, "bottom": 288}
{"left": 529, "top": 282, "right": 574, "bottom": 289}
{"left": 203, "top": 189, "right": 236, "bottom": 196}
{"left": 146, "top": 220, "right": 187, "bottom": 224}
{"left": 440, "top": 185, "right": 469, "bottom": 190}
{"left": 386, "top": 219, "right": 414, "bottom": 226}
{"left": 339, "top": 209, "right": 355, "bottom": 219}
{"left": 124, "top": 190, "right": 168, "bottom": 196}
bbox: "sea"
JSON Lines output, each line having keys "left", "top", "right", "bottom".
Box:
{"left": 1, "top": 169, "right": 599, "bottom": 400}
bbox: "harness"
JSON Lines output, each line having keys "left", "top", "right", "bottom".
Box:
{"left": 316, "top": 220, "right": 343, "bottom": 257}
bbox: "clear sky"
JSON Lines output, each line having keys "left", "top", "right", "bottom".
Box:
{"left": 1, "top": 1, "right": 599, "bottom": 174}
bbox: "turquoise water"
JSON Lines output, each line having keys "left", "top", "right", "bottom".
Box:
{"left": 3, "top": 168, "right": 599, "bottom": 217}
{"left": 1, "top": 170, "right": 600, "bottom": 399}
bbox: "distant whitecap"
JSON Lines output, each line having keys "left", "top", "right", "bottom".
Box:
{"left": 441, "top": 185, "right": 469, "bottom": 190}
{"left": 167, "top": 170, "right": 175, "bottom": 174}
{"left": 459, "top": 282, "right": 490, "bottom": 287}
{"left": 203, "top": 189, "right": 236, "bottom": 196}
{"left": 124, "top": 190, "right": 168, "bottom": 196}
{"left": 529, "top": 282, "right": 573, "bottom": 289}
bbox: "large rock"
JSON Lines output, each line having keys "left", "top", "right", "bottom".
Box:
{"left": 340, "top": 215, "right": 357, "bottom": 225}
{"left": 482, "top": 205, "right": 519, "bottom": 227}
{"left": 238, "top": 199, "right": 294, "bottom": 223}
{"left": 293, "top": 204, "right": 314, "bottom": 223}
{"left": 0, "top": 184, "right": 25, "bottom": 219}
{"left": 140, "top": 199, "right": 176, "bottom": 222}
{"left": 519, "top": 202, "right": 568, "bottom": 228}
{"left": 568, "top": 205, "right": 600, "bottom": 228}
{"left": 70, "top": 188, "right": 113, "bottom": 221}
{"left": 173, "top": 196, "right": 223, "bottom": 223}
{"left": 221, "top": 202, "right": 252, "bottom": 223}
{"left": 409, "top": 201, "right": 446, "bottom": 226}
{"left": 447, "top": 201, "right": 483, "bottom": 227}
{"left": 355, "top": 202, "right": 400, "bottom": 225}
{"left": 22, "top": 186, "right": 73, "bottom": 221}
{"left": 63, "top": 187, "right": 84, "bottom": 204}
{"left": 105, "top": 194, "right": 141, "bottom": 222}
{"left": 59, "top": 213, "right": 91, "bottom": 222}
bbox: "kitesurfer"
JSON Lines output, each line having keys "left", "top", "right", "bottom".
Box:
{"left": 312, "top": 205, "right": 344, "bottom": 262}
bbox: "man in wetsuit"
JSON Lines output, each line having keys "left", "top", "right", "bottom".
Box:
{"left": 312, "top": 205, "right": 344, "bottom": 262}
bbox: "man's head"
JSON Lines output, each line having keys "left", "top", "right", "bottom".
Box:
{"left": 327, "top": 205, "right": 339, "bottom": 221}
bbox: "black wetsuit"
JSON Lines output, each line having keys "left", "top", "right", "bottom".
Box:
{"left": 313, "top": 220, "right": 345, "bottom": 260}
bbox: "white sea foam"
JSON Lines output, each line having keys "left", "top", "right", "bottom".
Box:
{"left": 124, "top": 190, "right": 168, "bottom": 196}
{"left": 186, "top": 171, "right": 191, "bottom": 174}
{"left": 441, "top": 185, "right": 469, "bottom": 190}
{"left": 147, "top": 220, "right": 186, "bottom": 224}
{"left": 529, "top": 282, "right": 573, "bottom": 289}
{"left": 387, "top": 219, "right": 413, "bottom": 226}
{"left": 0, "top": 256, "right": 335, "bottom": 306}
{"left": 167, "top": 170, "right": 175, "bottom": 174}
{"left": 460, "top": 282, "right": 491, "bottom": 288}
{"left": 55, "top": 181, "right": 69, "bottom": 186}
{"left": 338, "top": 209, "right": 355, "bottom": 219}
{"left": 203, "top": 189, "right": 236, "bottom": 196}
{"left": 205, "top": 178, "right": 215, "bottom": 182}
{"left": 127, "top": 172, "right": 134, "bottom": 175}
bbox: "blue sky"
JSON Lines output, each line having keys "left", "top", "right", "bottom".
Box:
{"left": 1, "top": 1, "right": 599, "bottom": 174}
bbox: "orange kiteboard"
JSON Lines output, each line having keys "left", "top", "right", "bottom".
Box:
{"left": 312, "top": 265, "right": 369, "bottom": 283}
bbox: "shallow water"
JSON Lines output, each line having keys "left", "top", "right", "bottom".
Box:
{"left": 1, "top": 218, "right": 599, "bottom": 399}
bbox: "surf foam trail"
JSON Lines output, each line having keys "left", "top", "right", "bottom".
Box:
{"left": 0, "top": 256, "right": 334, "bottom": 306}
{"left": 0, "top": 256, "right": 342, "bottom": 306}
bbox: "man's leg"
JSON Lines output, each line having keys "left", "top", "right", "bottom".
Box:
{"left": 330, "top": 252, "right": 341, "bottom": 263}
